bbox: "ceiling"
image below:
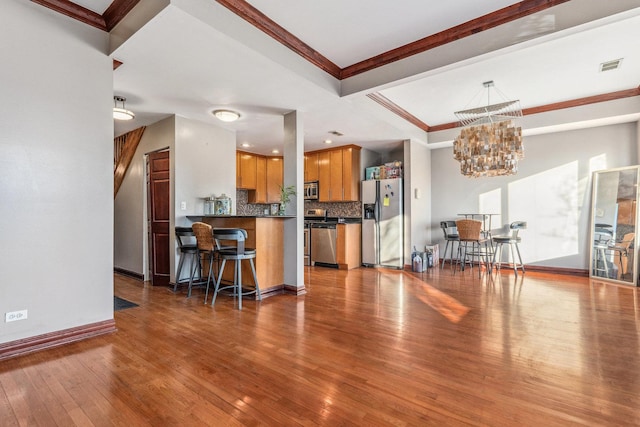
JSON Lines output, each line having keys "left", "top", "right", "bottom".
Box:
{"left": 63, "top": 0, "right": 640, "bottom": 155}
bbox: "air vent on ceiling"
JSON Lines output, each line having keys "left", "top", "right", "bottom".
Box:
{"left": 600, "top": 58, "right": 622, "bottom": 72}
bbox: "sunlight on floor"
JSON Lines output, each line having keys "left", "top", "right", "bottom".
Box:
{"left": 404, "top": 272, "right": 470, "bottom": 323}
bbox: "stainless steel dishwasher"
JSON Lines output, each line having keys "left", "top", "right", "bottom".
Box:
{"left": 311, "top": 223, "right": 337, "bottom": 266}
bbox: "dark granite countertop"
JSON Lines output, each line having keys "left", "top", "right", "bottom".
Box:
{"left": 187, "top": 215, "right": 296, "bottom": 220}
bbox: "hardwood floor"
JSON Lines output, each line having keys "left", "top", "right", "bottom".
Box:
{"left": 2, "top": 266, "right": 640, "bottom": 426}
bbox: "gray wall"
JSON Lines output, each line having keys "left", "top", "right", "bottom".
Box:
{"left": 431, "top": 123, "right": 638, "bottom": 269}
{"left": 0, "top": 1, "right": 113, "bottom": 343}
{"left": 114, "top": 116, "right": 236, "bottom": 282}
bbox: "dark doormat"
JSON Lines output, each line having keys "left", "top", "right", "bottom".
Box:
{"left": 114, "top": 296, "right": 139, "bottom": 311}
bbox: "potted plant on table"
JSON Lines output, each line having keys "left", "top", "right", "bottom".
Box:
{"left": 278, "top": 184, "right": 296, "bottom": 215}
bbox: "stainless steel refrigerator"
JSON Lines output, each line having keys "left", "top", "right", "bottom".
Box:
{"left": 362, "top": 178, "right": 403, "bottom": 269}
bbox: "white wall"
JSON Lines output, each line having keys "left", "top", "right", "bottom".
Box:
{"left": 406, "top": 140, "right": 432, "bottom": 264}
{"left": 430, "top": 123, "right": 637, "bottom": 269}
{"left": 114, "top": 116, "right": 236, "bottom": 282}
{"left": 173, "top": 116, "right": 236, "bottom": 281}
{"left": 0, "top": 1, "right": 113, "bottom": 342}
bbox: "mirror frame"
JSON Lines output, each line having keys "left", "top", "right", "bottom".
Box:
{"left": 589, "top": 165, "right": 640, "bottom": 286}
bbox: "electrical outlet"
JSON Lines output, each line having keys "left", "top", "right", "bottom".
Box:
{"left": 180, "top": 201, "right": 187, "bottom": 210}
{"left": 6, "top": 310, "right": 28, "bottom": 323}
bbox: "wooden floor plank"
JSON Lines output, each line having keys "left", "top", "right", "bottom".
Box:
{"left": 1, "top": 267, "right": 640, "bottom": 425}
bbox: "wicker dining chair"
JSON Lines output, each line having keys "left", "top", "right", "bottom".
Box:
{"left": 454, "top": 219, "right": 491, "bottom": 277}
{"left": 191, "top": 222, "right": 218, "bottom": 298}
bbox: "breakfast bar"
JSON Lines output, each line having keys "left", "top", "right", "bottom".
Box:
{"left": 186, "top": 215, "right": 293, "bottom": 298}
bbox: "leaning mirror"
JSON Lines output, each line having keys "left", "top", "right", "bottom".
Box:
{"left": 590, "top": 166, "right": 639, "bottom": 286}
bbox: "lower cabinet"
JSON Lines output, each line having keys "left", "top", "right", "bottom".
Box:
{"left": 337, "top": 223, "right": 361, "bottom": 270}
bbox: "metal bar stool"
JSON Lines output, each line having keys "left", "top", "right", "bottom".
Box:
{"left": 174, "top": 226, "right": 201, "bottom": 295}
{"left": 492, "top": 221, "right": 526, "bottom": 276}
{"left": 207, "top": 228, "right": 261, "bottom": 310}
{"left": 440, "top": 221, "right": 459, "bottom": 269}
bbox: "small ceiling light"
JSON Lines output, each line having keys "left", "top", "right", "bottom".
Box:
{"left": 324, "top": 139, "right": 332, "bottom": 144}
{"left": 241, "top": 143, "right": 251, "bottom": 148}
{"left": 213, "top": 109, "right": 240, "bottom": 122}
{"left": 272, "top": 149, "right": 279, "bottom": 154}
{"left": 113, "top": 96, "right": 135, "bottom": 120}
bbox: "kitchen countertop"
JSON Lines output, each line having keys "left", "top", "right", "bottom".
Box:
{"left": 187, "top": 215, "right": 296, "bottom": 220}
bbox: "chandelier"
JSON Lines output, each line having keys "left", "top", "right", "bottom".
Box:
{"left": 453, "top": 81, "right": 524, "bottom": 178}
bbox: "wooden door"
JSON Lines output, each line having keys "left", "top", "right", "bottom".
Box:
{"left": 147, "top": 150, "right": 170, "bottom": 286}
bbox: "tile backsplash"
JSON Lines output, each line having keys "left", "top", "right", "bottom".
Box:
{"left": 304, "top": 200, "right": 361, "bottom": 218}
{"left": 236, "top": 189, "right": 361, "bottom": 218}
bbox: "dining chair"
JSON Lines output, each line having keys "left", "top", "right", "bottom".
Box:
{"left": 454, "top": 219, "right": 491, "bottom": 278}
{"left": 491, "top": 221, "right": 526, "bottom": 276}
{"left": 207, "top": 228, "right": 261, "bottom": 310}
{"left": 191, "top": 222, "right": 218, "bottom": 298}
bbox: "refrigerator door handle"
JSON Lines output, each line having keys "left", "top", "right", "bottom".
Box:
{"left": 374, "top": 200, "right": 379, "bottom": 222}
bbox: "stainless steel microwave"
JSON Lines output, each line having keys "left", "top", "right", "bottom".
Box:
{"left": 304, "top": 181, "right": 319, "bottom": 200}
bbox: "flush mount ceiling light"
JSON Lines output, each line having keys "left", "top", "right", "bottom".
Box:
{"left": 113, "top": 96, "right": 135, "bottom": 120}
{"left": 212, "top": 109, "right": 240, "bottom": 122}
{"left": 453, "top": 81, "right": 524, "bottom": 178}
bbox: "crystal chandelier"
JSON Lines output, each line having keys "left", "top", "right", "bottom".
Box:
{"left": 453, "top": 81, "right": 524, "bottom": 178}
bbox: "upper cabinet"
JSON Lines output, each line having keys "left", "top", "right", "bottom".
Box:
{"left": 237, "top": 151, "right": 257, "bottom": 190}
{"left": 266, "top": 157, "right": 283, "bottom": 203}
{"left": 239, "top": 145, "right": 360, "bottom": 203}
{"left": 237, "top": 151, "right": 283, "bottom": 204}
{"left": 304, "top": 152, "right": 319, "bottom": 182}
{"left": 312, "top": 145, "right": 360, "bottom": 202}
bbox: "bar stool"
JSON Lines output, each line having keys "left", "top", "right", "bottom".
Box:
{"left": 191, "top": 222, "right": 218, "bottom": 298}
{"left": 440, "top": 221, "right": 459, "bottom": 269}
{"left": 207, "top": 228, "right": 261, "bottom": 310}
{"left": 492, "top": 221, "right": 526, "bottom": 276}
{"left": 174, "top": 226, "right": 201, "bottom": 295}
{"left": 454, "top": 219, "right": 491, "bottom": 278}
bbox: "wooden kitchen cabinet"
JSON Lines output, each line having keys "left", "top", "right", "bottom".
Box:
{"left": 337, "top": 223, "right": 361, "bottom": 270}
{"left": 305, "top": 152, "right": 319, "bottom": 182}
{"left": 266, "top": 156, "right": 283, "bottom": 203}
{"left": 318, "top": 150, "right": 331, "bottom": 201}
{"left": 242, "top": 152, "right": 283, "bottom": 204}
{"left": 251, "top": 156, "right": 267, "bottom": 203}
{"left": 237, "top": 151, "right": 257, "bottom": 190}
{"left": 341, "top": 146, "right": 360, "bottom": 202}
{"left": 314, "top": 145, "right": 361, "bottom": 202}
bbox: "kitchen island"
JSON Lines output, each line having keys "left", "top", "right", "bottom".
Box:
{"left": 186, "top": 215, "right": 294, "bottom": 298}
